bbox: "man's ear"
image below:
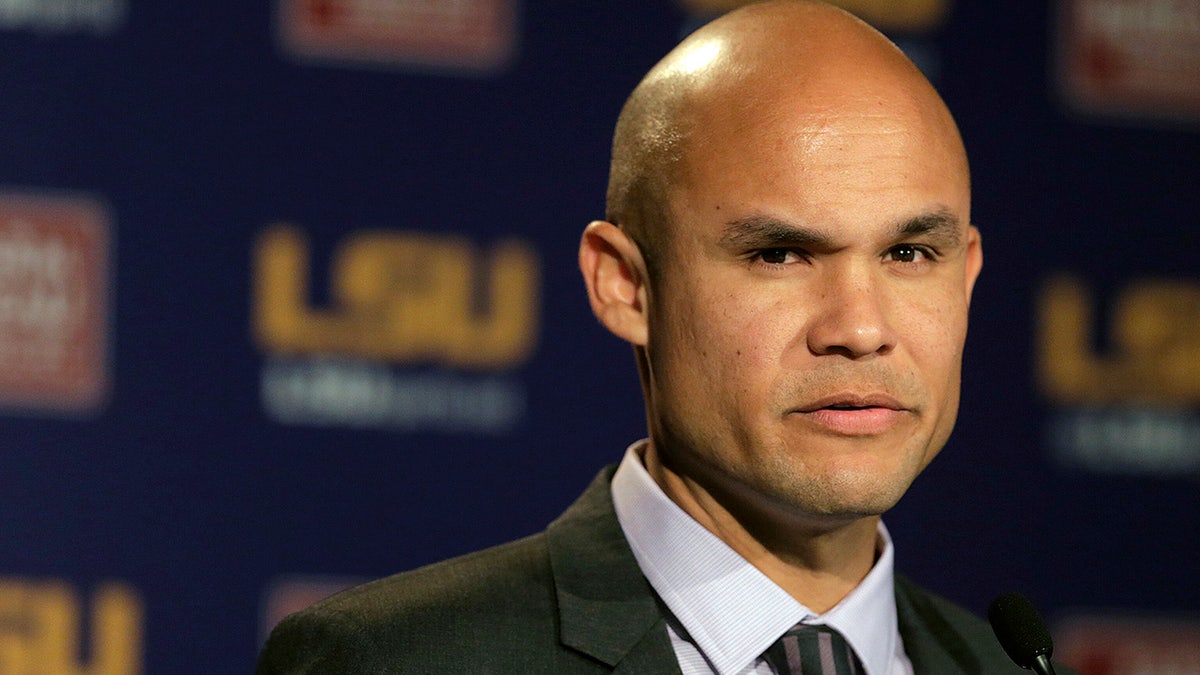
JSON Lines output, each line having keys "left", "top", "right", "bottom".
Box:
{"left": 579, "top": 221, "right": 649, "bottom": 346}
{"left": 964, "top": 225, "right": 983, "bottom": 302}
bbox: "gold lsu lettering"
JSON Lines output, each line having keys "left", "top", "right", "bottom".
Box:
{"left": 1038, "top": 275, "right": 1200, "bottom": 405}
{"left": 0, "top": 580, "right": 142, "bottom": 675}
{"left": 254, "top": 225, "right": 540, "bottom": 369}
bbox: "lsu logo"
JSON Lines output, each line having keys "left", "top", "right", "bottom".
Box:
{"left": 253, "top": 225, "right": 539, "bottom": 370}
{"left": 0, "top": 579, "right": 142, "bottom": 675}
{"left": 1038, "top": 275, "right": 1200, "bottom": 405}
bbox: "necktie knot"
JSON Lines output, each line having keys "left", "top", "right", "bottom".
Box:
{"left": 762, "top": 623, "right": 864, "bottom": 675}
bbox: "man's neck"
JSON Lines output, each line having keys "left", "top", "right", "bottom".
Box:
{"left": 643, "top": 444, "right": 881, "bottom": 614}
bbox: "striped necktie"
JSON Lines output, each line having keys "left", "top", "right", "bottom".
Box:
{"left": 762, "top": 623, "right": 864, "bottom": 675}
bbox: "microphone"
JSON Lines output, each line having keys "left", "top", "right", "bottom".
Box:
{"left": 988, "top": 592, "right": 1057, "bottom": 675}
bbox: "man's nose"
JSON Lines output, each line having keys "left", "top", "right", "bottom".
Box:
{"left": 805, "top": 266, "right": 895, "bottom": 358}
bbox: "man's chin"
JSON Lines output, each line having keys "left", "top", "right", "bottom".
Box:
{"left": 759, "top": 467, "right": 916, "bottom": 523}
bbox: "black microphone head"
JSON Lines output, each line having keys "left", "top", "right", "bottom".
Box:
{"left": 989, "top": 592, "right": 1054, "bottom": 669}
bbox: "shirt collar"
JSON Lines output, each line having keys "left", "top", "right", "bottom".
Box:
{"left": 821, "top": 520, "right": 900, "bottom": 675}
{"left": 611, "top": 441, "right": 899, "bottom": 675}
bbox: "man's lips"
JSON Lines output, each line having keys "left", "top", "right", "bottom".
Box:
{"left": 794, "top": 393, "right": 906, "bottom": 413}
{"left": 790, "top": 393, "right": 911, "bottom": 435}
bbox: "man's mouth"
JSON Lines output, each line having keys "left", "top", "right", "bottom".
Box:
{"left": 791, "top": 394, "right": 910, "bottom": 435}
{"left": 797, "top": 393, "right": 906, "bottom": 413}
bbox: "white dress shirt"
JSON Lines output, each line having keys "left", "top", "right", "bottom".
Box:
{"left": 611, "top": 441, "right": 915, "bottom": 675}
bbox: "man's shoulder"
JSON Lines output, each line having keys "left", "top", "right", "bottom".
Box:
{"left": 256, "top": 533, "right": 566, "bottom": 674}
{"left": 313, "top": 532, "right": 554, "bottom": 619}
{"left": 895, "top": 575, "right": 994, "bottom": 640}
{"left": 895, "top": 575, "right": 1080, "bottom": 675}
{"left": 895, "top": 575, "right": 1017, "bottom": 673}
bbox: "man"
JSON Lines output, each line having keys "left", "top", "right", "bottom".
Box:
{"left": 257, "top": 2, "right": 1067, "bottom": 673}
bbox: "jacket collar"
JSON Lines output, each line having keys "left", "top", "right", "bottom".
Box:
{"left": 894, "top": 574, "right": 983, "bottom": 674}
{"left": 545, "top": 466, "right": 682, "bottom": 674}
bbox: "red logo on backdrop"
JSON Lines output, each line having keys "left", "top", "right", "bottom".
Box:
{"left": 277, "top": 0, "right": 518, "bottom": 72}
{"left": 259, "top": 576, "right": 363, "bottom": 641}
{"left": 1058, "top": 0, "right": 1200, "bottom": 120}
{"left": 0, "top": 193, "right": 109, "bottom": 414}
{"left": 1056, "top": 616, "right": 1200, "bottom": 675}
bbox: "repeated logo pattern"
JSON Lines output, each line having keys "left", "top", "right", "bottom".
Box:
{"left": 276, "top": 0, "right": 519, "bottom": 71}
{"left": 0, "top": 193, "right": 110, "bottom": 414}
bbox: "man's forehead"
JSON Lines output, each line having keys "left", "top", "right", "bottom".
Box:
{"left": 684, "top": 64, "right": 959, "bottom": 148}
{"left": 671, "top": 81, "right": 971, "bottom": 218}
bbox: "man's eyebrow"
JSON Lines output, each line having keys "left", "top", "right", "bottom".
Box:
{"left": 719, "top": 215, "right": 834, "bottom": 249}
{"left": 720, "top": 210, "right": 965, "bottom": 250}
{"left": 895, "top": 209, "right": 963, "bottom": 246}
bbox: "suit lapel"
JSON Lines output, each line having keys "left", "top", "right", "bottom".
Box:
{"left": 546, "top": 467, "right": 682, "bottom": 675}
{"left": 894, "top": 575, "right": 981, "bottom": 674}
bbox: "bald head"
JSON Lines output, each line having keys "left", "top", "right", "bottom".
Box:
{"left": 606, "top": 0, "right": 968, "bottom": 275}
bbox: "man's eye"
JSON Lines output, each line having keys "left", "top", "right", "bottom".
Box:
{"left": 887, "top": 244, "right": 930, "bottom": 263}
{"left": 756, "top": 248, "right": 797, "bottom": 264}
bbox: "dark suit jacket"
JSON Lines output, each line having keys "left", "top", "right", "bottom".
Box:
{"left": 257, "top": 467, "right": 1067, "bottom": 674}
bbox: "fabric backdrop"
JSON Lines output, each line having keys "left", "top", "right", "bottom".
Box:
{"left": 0, "top": 1, "right": 1196, "bottom": 673}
